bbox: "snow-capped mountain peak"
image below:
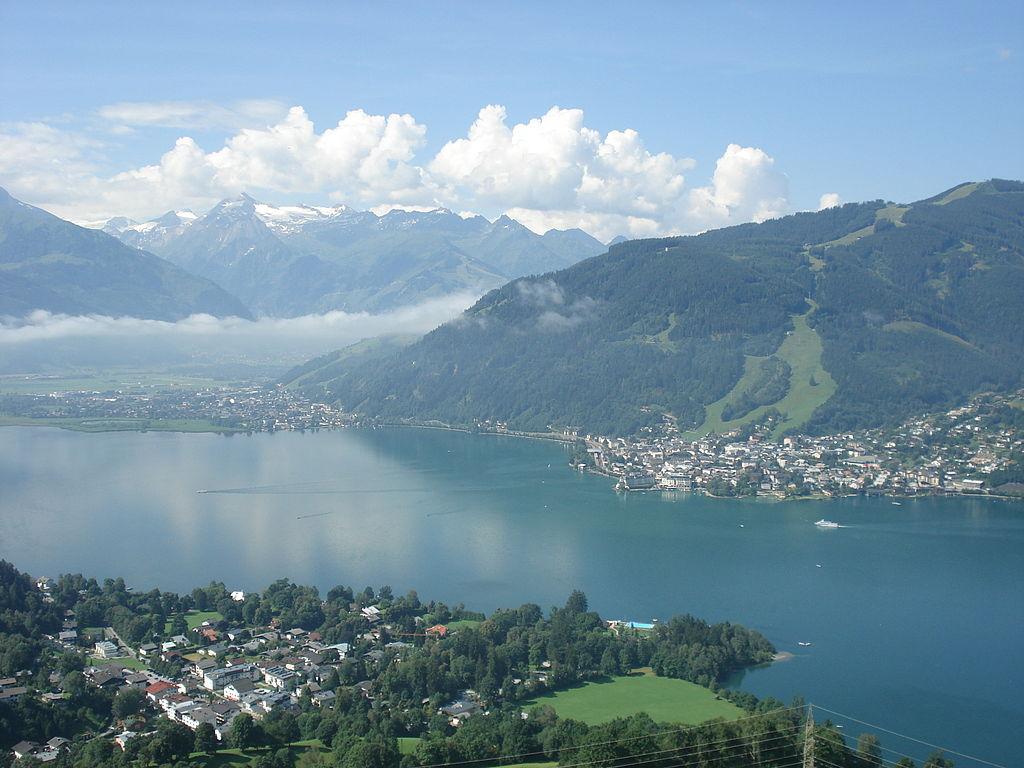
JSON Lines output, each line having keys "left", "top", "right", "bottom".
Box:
{"left": 252, "top": 202, "right": 352, "bottom": 234}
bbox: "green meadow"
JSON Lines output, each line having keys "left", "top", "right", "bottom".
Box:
{"left": 687, "top": 310, "right": 836, "bottom": 439}
{"left": 520, "top": 669, "right": 742, "bottom": 726}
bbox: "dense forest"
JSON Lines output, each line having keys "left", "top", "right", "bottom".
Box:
{"left": 0, "top": 562, "right": 957, "bottom": 768}
{"left": 287, "top": 180, "right": 1024, "bottom": 438}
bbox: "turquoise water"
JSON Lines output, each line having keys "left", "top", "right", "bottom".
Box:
{"left": 1, "top": 425, "right": 1021, "bottom": 764}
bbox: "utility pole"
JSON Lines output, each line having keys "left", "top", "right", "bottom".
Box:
{"left": 802, "top": 706, "right": 815, "bottom": 768}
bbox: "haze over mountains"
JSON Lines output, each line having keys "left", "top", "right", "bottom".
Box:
{"left": 285, "top": 180, "right": 1024, "bottom": 437}
{"left": 98, "top": 195, "right": 608, "bottom": 316}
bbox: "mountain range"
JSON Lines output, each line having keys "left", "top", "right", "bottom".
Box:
{"left": 0, "top": 188, "right": 251, "bottom": 321}
{"left": 99, "top": 195, "right": 608, "bottom": 316}
{"left": 284, "top": 179, "right": 1024, "bottom": 437}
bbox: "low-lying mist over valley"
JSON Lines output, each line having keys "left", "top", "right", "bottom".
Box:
{"left": 0, "top": 294, "right": 475, "bottom": 375}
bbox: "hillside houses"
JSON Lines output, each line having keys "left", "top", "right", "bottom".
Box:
{"left": 580, "top": 389, "right": 1023, "bottom": 500}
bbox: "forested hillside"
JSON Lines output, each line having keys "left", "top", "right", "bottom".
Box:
{"left": 292, "top": 180, "right": 1024, "bottom": 437}
{"left": 0, "top": 189, "right": 252, "bottom": 321}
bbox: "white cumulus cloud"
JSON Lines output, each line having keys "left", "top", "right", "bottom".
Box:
{"left": 818, "top": 192, "right": 842, "bottom": 210}
{"left": 686, "top": 144, "right": 789, "bottom": 229}
{"left": 0, "top": 104, "right": 793, "bottom": 239}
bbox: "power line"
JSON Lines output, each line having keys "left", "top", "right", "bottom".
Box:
{"left": 558, "top": 739, "right": 806, "bottom": 768}
{"left": 440, "top": 728, "right": 801, "bottom": 768}
{"left": 817, "top": 756, "right": 922, "bottom": 768}
{"left": 824, "top": 728, "right": 968, "bottom": 768}
{"left": 810, "top": 704, "right": 1008, "bottom": 768}
{"left": 416, "top": 698, "right": 1005, "bottom": 768}
{"left": 414, "top": 705, "right": 804, "bottom": 768}
{"left": 817, "top": 753, "right": 914, "bottom": 768}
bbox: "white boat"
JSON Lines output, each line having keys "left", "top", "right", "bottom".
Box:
{"left": 798, "top": 641, "right": 813, "bottom": 647}
{"left": 892, "top": 501, "right": 902, "bottom": 506}
{"left": 814, "top": 519, "right": 840, "bottom": 528}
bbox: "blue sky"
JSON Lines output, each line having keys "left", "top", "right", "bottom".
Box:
{"left": 1, "top": 1, "right": 1021, "bottom": 238}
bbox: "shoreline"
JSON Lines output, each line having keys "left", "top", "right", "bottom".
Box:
{"left": 2, "top": 416, "right": 1017, "bottom": 503}
{"left": 0, "top": 414, "right": 244, "bottom": 435}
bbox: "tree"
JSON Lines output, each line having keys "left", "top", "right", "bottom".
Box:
{"left": 254, "top": 748, "right": 293, "bottom": 768}
{"left": 112, "top": 686, "right": 145, "bottom": 719}
{"left": 923, "top": 752, "right": 954, "bottom": 768}
{"left": 856, "top": 733, "right": 882, "bottom": 767}
{"left": 191, "top": 587, "right": 210, "bottom": 611}
{"left": 231, "top": 713, "right": 259, "bottom": 751}
{"left": 61, "top": 670, "right": 88, "bottom": 699}
{"left": 335, "top": 739, "right": 400, "bottom": 768}
{"left": 599, "top": 647, "right": 621, "bottom": 676}
{"left": 264, "top": 709, "right": 300, "bottom": 747}
{"left": 321, "top": 668, "right": 340, "bottom": 691}
{"left": 195, "top": 721, "right": 218, "bottom": 755}
{"left": 564, "top": 590, "right": 588, "bottom": 614}
{"left": 147, "top": 719, "right": 194, "bottom": 764}
{"left": 170, "top": 614, "right": 188, "bottom": 636}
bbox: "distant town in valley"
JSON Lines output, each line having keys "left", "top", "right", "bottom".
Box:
{"left": 0, "top": 385, "right": 355, "bottom": 434}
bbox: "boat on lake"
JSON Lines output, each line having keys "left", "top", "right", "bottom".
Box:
{"left": 814, "top": 519, "right": 840, "bottom": 528}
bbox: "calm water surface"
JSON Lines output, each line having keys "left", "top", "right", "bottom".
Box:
{"left": 1, "top": 426, "right": 1021, "bottom": 764}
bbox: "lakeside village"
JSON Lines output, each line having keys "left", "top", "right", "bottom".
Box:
{"left": 1, "top": 382, "right": 1021, "bottom": 501}
{"left": 566, "top": 389, "right": 1024, "bottom": 500}
{"left": 472, "top": 389, "right": 1024, "bottom": 501}
{"left": 0, "top": 386, "right": 356, "bottom": 433}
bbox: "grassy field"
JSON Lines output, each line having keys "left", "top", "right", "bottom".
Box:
{"left": 519, "top": 669, "right": 742, "bottom": 726}
{"left": 883, "top": 320, "right": 977, "bottom": 350}
{"left": 934, "top": 182, "right": 980, "bottom": 205}
{"left": 0, "top": 415, "right": 242, "bottom": 433}
{"left": 874, "top": 205, "right": 909, "bottom": 224}
{"left": 822, "top": 223, "right": 874, "bottom": 248}
{"left": 398, "top": 737, "right": 421, "bottom": 755}
{"left": 88, "top": 655, "right": 148, "bottom": 670}
{"left": 0, "top": 372, "right": 231, "bottom": 395}
{"left": 687, "top": 311, "right": 835, "bottom": 439}
{"left": 639, "top": 312, "right": 680, "bottom": 352}
{"left": 185, "top": 611, "right": 225, "bottom": 630}
{"left": 445, "top": 619, "right": 483, "bottom": 631}
{"left": 164, "top": 610, "right": 224, "bottom": 635}
{"left": 816, "top": 204, "right": 910, "bottom": 252}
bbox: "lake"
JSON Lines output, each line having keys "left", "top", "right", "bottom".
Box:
{"left": 1, "top": 425, "right": 1020, "bottom": 764}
